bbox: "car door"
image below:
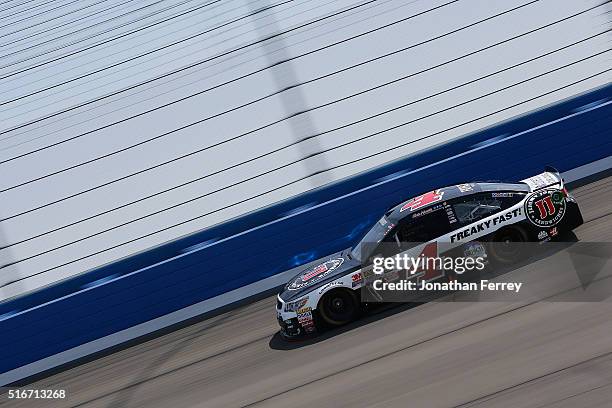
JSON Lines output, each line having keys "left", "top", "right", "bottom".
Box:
{"left": 396, "top": 209, "right": 453, "bottom": 244}
{"left": 394, "top": 207, "right": 454, "bottom": 282}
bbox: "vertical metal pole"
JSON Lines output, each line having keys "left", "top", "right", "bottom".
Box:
{"left": 0, "top": 227, "right": 18, "bottom": 299}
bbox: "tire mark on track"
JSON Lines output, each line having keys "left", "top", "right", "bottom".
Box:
{"left": 71, "top": 334, "right": 270, "bottom": 408}
{"left": 583, "top": 210, "right": 612, "bottom": 224}
{"left": 452, "top": 351, "right": 612, "bottom": 408}
{"left": 534, "top": 382, "right": 612, "bottom": 408}
{"left": 67, "top": 299, "right": 286, "bottom": 407}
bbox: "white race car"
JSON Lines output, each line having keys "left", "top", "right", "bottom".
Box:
{"left": 276, "top": 167, "right": 583, "bottom": 339}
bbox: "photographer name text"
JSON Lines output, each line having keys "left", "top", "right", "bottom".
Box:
{"left": 373, "top": 279, "right": 523, "bottom": 293}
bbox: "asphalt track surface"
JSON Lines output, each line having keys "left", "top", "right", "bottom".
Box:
{"left": 3, "top": 176, "right": 612, "bottom": 408}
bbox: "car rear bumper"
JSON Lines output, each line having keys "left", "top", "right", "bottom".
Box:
{"left": 562, "top": 200, "right": 584, "bottom": 231}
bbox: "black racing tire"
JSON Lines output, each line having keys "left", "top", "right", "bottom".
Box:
{"left": 487, "top": 226, "right": 530, "bottom": 265}
{"left": 318, "top": 288, "right": 359, "bottom": 326}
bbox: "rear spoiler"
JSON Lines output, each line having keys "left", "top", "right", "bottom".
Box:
{"left": 520, "top": 166, "right": 564, "bottom": 192}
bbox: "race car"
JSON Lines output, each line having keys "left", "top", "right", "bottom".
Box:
{"left": 276, "top": 167, "right": 583, "bottom": 339}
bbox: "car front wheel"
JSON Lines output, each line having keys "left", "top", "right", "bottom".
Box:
{"left": 318, "top": 289, "right": 359, "bottom": 326}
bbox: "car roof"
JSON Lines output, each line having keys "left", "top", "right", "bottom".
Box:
{"left": 386, "top": 181, "right": 529, "bottom": 223}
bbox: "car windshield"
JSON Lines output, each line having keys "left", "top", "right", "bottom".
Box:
{"left": 351, "top": 215, "right": 392, "bottom": 262}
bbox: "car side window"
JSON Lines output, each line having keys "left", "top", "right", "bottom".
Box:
{"left": 396, "top": 209, "right": 452, "bottom": 245}
{"left": 451, "top": 192, "right": 523, "bottom": 224}
{"left": 367, "top": 225, "right": 402, "bottom": 257}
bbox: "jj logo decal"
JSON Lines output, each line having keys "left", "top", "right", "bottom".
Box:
{"left": 525, "top": 189, "right": 566, "bottom": 227}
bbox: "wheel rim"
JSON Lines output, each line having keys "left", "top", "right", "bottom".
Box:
{"left": 491, "top": 229, "right": 525, "bottom": 262}
{"left": 321, "top": 291, "right": 355, "bottom": 325}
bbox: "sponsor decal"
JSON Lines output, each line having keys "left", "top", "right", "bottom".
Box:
{"left": 524, "top": 189, "right": 566, "bottom": 227}
{"left": 551, "top": 191, "right": 564, "bottom": 204}
{"left": 492, "top": 192, "right": 514, "bottom": 198}
{"left": 351, "top": 272, "right": 363, "bottom": 283}
{"left": 549, "top": 227, "right": 559, "bottom": 237}
{"left": 288, "top": 258, "right": 345, "bottom": 290}
{"left": 523, "top": 173, "right": 558, "bottom": 190}
{"left": 284, "top": 297, "right": 309, "bottom": 312}
{"left": 318, "top": 280, "right": 343, "bottom": 294}
{"left": 297, "top": 307, "right": 314, "bottom": 328}
{"left": 303, "top": 263, "right": 328, "bottom": 281}
{"left": 411, "top": 204, "right": 445, "bottom": 219}
{"left": 363, "top": 268, "right": 375, "bottom": 278}
{"left": 463, "top": 242, "right": 486, "bottom": 258}
{"left": 537, "top": 230, "right": 549, "bottom": 240}
{"left": 359, "top": 268, "right": 378, "bottom": 285}
{"left": 411, "top": 207, "right": 432, "bottom": 219}
{"left": 298, "top": 317, "right": 313, "bottom": 327}
{"left": 450, "top": 208, "right": 522, "bottom": 243}
{"left": 457, "top": 183, "right": 474, "bottom": 193}
{"left": 400, "top": 190, "right": 444, "bottom": 212}
{"left": 383, "top": 270, "right": 400, "bottom": 282}
{"left": 445, "top": 204, "right": 457, "bottom": 224}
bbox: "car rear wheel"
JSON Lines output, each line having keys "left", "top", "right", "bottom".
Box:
{"left": 488, "top": 226, "right": 529, "bottom": 265}
{"left": 318, "top": 289, "right": 359, "bottom": 326}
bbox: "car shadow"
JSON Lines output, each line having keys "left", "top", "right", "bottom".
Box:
{"left": 269, "top": 301, "right": 424, "bottom": 350}
{"left": 270, "top": 232, "right": 579, "bottom": 350}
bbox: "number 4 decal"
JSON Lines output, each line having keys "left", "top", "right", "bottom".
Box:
{"left": 400, "top": 190, "right": 444, "bottom": 212}
{"left": 408, "top": 242, "right": 445, "bottom": 282}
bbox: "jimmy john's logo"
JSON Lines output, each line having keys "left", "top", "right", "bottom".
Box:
{"left": 288, "top": 258, "right": 344, "bottom": 290}
{"left": 525, "top": 189, "right": 566, "bottom": 227}
{"left": 450, "top": 208, "right": 522, "bottom": 243}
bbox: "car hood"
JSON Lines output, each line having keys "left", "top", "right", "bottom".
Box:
{"left": 279, "top": 248, "right": 361, "bottom": 302}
